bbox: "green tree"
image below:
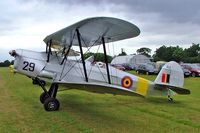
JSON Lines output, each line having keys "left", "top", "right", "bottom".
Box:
{"left": 153, "top": 45, "right": 168, "bottom": 61}
{"left": 184, "top": 43, "right": 200, "bottom": 57}
{"left": 182, "top": 55, "right": 200, "bottom": 63}
{"left": 11, "top": 60, "right": 14, "bottom": 65}
{"left": 153, "top": 45, "right": 184, "bottom": 62}
{"left": 118, "top": 48, "right": 127, "bottom": 56}
{"left": 172, "top": 47, "right": 184, "bottom": 62}
{"left": 118, "top": 52, "right": 127, "bottom": 56}
{"left": 136, "top": 47, "right": 152, "bottom": 57}
{"left": 84, "top": 52, "right": 113, "bottom": 63}
{"left": 0, "top": 60, "right": 11, "bottom": 67}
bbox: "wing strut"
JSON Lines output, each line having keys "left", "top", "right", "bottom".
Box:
{"left": 102, "top": 37, "right": 111, "bottom": 84}
{"left": 60, "top": 45, "right": 71, "bottom": 65}
{"left": 76, "top": 29, "right": 88, "bottom": 82}
{"left": 47, "top": 39, "right": 52, "bottom": 62}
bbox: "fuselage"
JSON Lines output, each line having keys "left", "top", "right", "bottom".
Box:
{"left": 12, "top": 49, "right": 169, "bottom": 97}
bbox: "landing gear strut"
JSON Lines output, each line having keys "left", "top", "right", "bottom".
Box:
{"left": 35, "top": 78, "right": 60, "bottom": 111}
{"left": 167, "top": 89, "right": 173, "bottom": 102}
{"left": 32, "top": 78, "right": 46, "bottom": 86}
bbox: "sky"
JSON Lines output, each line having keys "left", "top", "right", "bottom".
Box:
{"left": 0, "top": 0, "right": 200, "bottom": 61}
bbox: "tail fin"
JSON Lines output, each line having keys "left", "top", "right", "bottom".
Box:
{"left": 154, "top": 61, "right": 190, "bottom": 95}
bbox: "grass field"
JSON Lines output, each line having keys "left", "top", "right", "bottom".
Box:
{"left": 0, "top": 67, "right": 200, "bottom": 133}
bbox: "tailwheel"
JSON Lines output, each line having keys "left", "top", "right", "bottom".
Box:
{"left": 44, "top": 98, "right": 60, "bottom": 111}
{"left": 167, "top": 95, "right": 173, "bottom": 102}
{"left": 168, "top": 97, "right": 173, "bottom": 102}
{"left": 40, "top": 92, "right": 49, "bottom": 104}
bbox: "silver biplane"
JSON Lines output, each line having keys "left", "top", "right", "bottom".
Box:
{"left": 9, "top": 17, "right": 190, "bottom": 111}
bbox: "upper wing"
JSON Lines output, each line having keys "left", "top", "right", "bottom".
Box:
{"left": 43, "top": 17, "right": 140, "bottom": 48}
{"left": 57, "top": 82, "right": 144, "bottom": 97}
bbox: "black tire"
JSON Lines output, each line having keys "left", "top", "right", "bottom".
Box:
{"left": 44, "top": 98, "right": 60, "bottom": 111}
{"left": 192, "top": 72, "right": 196, "bottom": 77}
{"left": 40, "top": 92, "right": 49, "bottom": 104}
{"left": 32, "top": 79, "right": 39, "bottom": 85}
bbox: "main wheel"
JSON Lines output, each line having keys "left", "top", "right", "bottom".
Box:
{"left": 32, "top": 79, "right": 39, "bottom": 85}
{"left": 44, "top": 98, "right": 60, "bottom": 111}
{"left": 40, "top": 92, "right": 49, "bottom": 104}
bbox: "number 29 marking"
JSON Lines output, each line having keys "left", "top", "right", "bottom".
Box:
{"left": 23, "top": 61, "right": 35, "bottom": 72}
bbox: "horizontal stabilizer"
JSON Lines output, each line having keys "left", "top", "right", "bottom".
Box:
{"left": 154, "top": 84, "right": 190, "bottom": 95}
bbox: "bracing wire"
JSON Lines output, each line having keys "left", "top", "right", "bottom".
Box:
{"left": 60, "top": 34, "right": 100, "bottom": 80}
{"left": 59, "top": 32, "right": 76, "bottom": 80}
{"left": 112, "top": 41, "right": 118, "bottom": 84}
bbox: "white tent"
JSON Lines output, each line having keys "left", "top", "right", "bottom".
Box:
{"left": 111, "top": 55, "right": 151, "bottom": 66}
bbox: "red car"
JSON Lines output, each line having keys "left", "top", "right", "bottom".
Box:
{"left": 181, "top": 64, "right": 200, "bottom": 77}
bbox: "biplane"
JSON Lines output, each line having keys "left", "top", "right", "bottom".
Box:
{"left": 9, "top": 17, "right": 190, "bottom": 111}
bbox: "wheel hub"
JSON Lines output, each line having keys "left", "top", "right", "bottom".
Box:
{"left": 48, "top": 102, "right": 55, "bottom": 109}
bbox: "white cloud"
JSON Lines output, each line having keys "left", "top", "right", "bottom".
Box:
{"left": 0, "top": 0, "right": 199, "bottom": 61}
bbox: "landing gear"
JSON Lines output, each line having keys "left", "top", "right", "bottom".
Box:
{"left": 168, "top": 95, "right": 173, "bottom": 102}
{"left": 167, "top": 89, "right": 173, "bottom": 102}
{"left": 40, "top": 92, "right": 49, "bottom": 104}
{"left": 32, "top": 78, "right": 46, "bottom": 86}
{"left": 35, "top": 78, "right": 60, "bottom": 111}
{"left": 44, "top": 98, "right": 60, "bottom": 111}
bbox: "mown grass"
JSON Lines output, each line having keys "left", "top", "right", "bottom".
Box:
{"left": 0, "top": 68, "right": 200, "bottom": 133}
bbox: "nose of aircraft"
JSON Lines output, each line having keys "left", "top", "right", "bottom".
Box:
{"left": 9, "top": 50, "right": 17, "bottom": 57}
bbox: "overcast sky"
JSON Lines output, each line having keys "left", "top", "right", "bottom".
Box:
{"left": 0, "top": 0, "right": 200, "bottom": 61}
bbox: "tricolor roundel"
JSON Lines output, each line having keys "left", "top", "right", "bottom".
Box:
{"left": 121, "top": 76, "right": 133, "bottom": 89}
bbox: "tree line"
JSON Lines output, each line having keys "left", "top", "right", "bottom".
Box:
{"left": 153, "top": 43, "right": 200, "bottom": 63}
{"left": 0, "top": 60, "right": 14, "bottom": 67}
{"left": 0, "top": 43, "right": 199, "bottom": 66}
{"left": 133, "top": 43, "right": 200, "bottom": 63}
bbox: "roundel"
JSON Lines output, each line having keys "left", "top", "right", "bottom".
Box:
{"left": 121, "top": 76, "right": 133, "bottom": 89}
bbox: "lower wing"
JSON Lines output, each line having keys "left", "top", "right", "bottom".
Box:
{"left": 56, "top": 82, "right": 144, "bottom": 97}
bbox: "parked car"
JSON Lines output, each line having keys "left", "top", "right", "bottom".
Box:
{"left": 181, "top": 64, "right": 200, "bottom": 77}
{"left": 111, "top": 64, "right": 125, "bottom": 71}
{"left": 136, "top": 64, "right": 158, "bottom": 75}
{"left": 122, "top": 63, "right": 135, "bottom": 70}
{"left": 181, "top": 67, "right": 191, "bottom": 77}
{"left": 195, "top": 63, "right": 200, "bottom": 67}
